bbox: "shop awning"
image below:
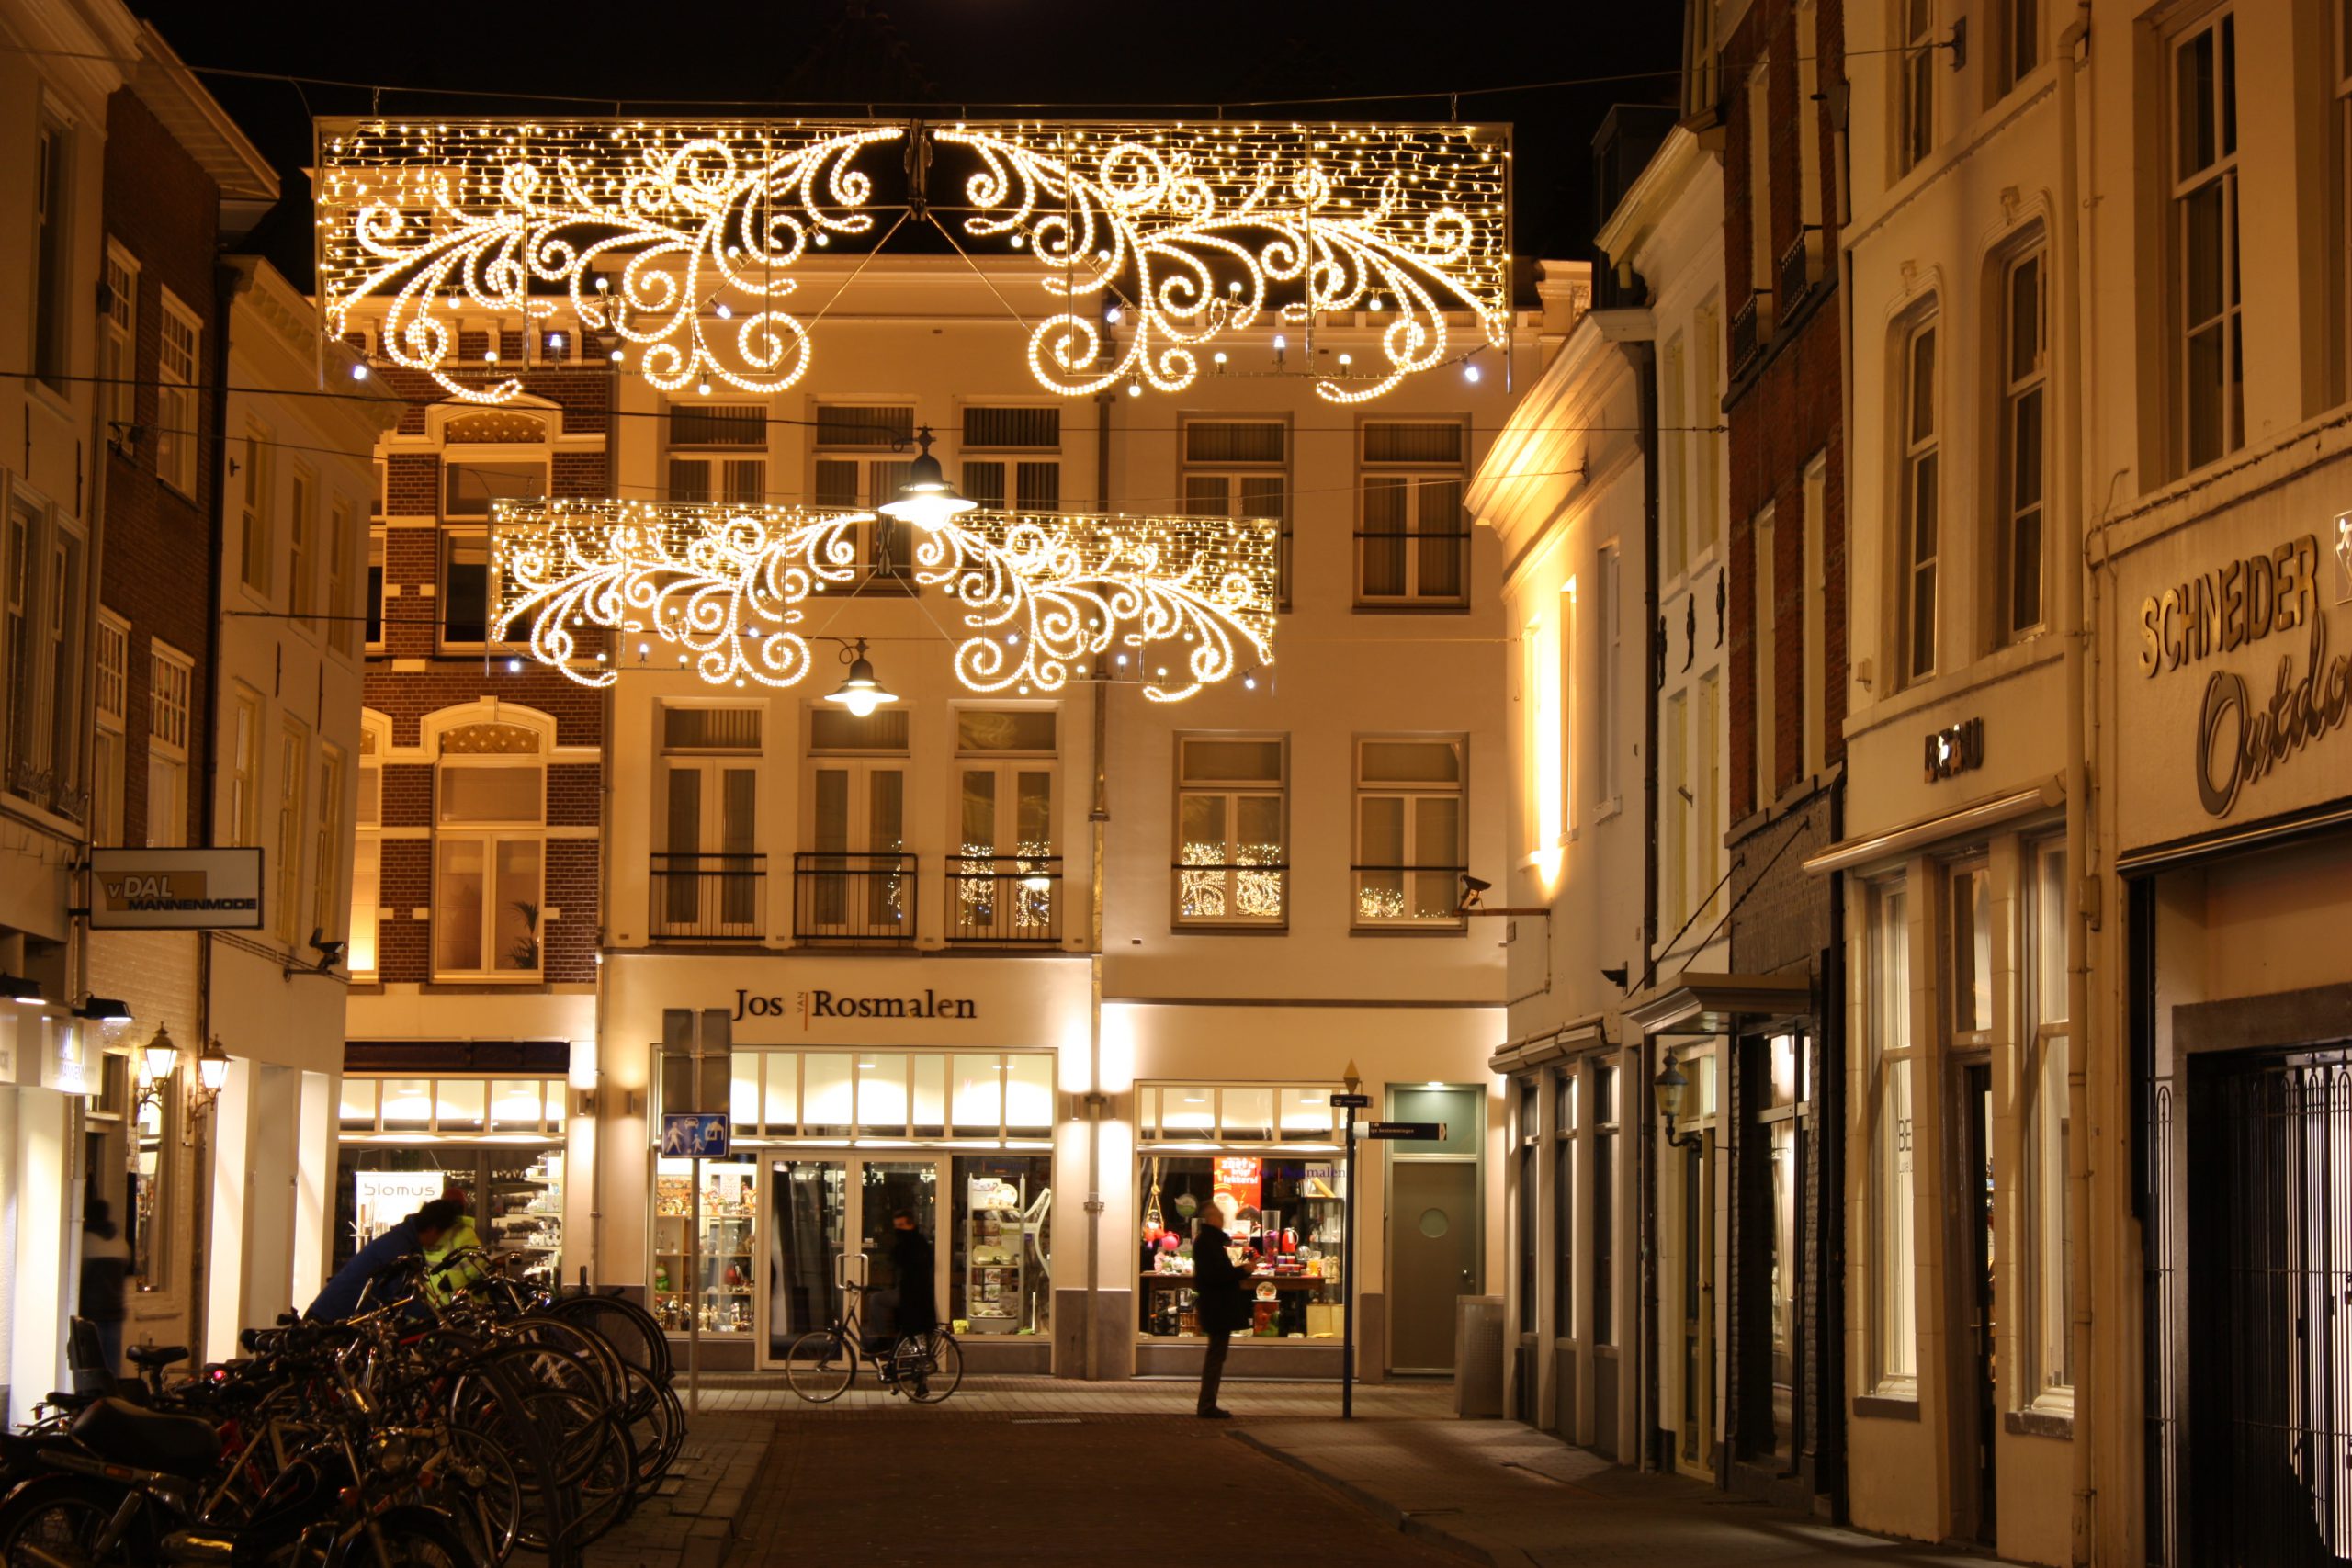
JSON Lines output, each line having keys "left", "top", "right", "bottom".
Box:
{"left": 1487, "top": 1013, "right": 1611, "bottom": 1076}
{"left": 1800, "top": 774, "right": 2064, "bottom": 877}
{"left": 1622, "top": 973, "right": 1813, "bottom": 1036}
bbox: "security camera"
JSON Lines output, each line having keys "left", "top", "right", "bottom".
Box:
{"left": 1457, "top": 872, "right": 1492, "bottom": 914}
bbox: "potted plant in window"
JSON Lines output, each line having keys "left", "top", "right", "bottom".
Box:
{"left": 507, "top": 900, "right": 541, "bottom": 970}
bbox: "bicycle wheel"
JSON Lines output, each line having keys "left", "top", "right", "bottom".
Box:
{"left": 0, "top": 1475, "right": 157, "bottom": 1566}
{"left": 785, "top": 1328, "right": 855, "bottom": 1403}
{"left": 343, "top": 1503, "right": 480, "bottom": 1567}
{"left": 901, "top": 1330, "right": 964, "bottom": 1404}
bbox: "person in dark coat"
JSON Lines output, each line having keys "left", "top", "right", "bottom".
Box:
{"left": 888, "top": 1209, "right": 937, "bottom": 1337}
{"left": 1192, "top": 1205, "right": 1255, "bottom": 1419}
{"left": 306, "top": 1199, "right": 462, "bottom": 1322}
{"left": 80, "top": 1199, "right": 131, "bottom": 1380}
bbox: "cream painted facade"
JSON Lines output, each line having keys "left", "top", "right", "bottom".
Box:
{"left": 1470, "top": 256, "right": 1670, "bottom": 1458}
{"left": 2078, "top": 5, "right": 2352, "bottom": 1565}
{"left": 346, "top": 256, "right": 1527, "bottom": 1379}
{"left": 1826, "top": 0, "right": 2086, "bottom": 1557}
{"left": 0, "top": 0, "right": 135, "bottom": 1425}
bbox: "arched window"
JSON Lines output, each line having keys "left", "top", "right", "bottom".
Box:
{"left": 425, "top": 707, "right": 549, "bottom": 977}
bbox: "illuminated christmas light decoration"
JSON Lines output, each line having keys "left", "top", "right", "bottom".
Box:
{"left": 489, "top": 498, "right": 1278, "bottom": 703}
{"left": 315, "top": 118, "right": 1509, "bottom": 403}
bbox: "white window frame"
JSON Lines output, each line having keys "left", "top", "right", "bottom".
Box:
{"left": 957, "top": 404, "right": 1063, "bottom": 513}
{"left": 950, "top": 706, "right": 1060, "bottom": 943}
{"left": 810, "top": 401, "right": 917, "bottom": 581}
{"left": 1173, "top": 733, "right": 1289, "bottom": 930}
{"left": 274, "top": 716, "right": 309, "bottom": 945}
{"left": 155, "top": 292, "right": 200, "bottom": 498}
{"left": 1355, "top": 418, "right": 1470, "bottom": 610}
{"left": 240, "top": 422, "right": 275, "bottom": 596}
{"left": 432, "top": 742, "right": 548, "bottom": 981}
{"left": 328, "top": 499, "right": 359, "bottom": 657}
{"left": 92, "top": 610, "right": 128, "bottom": 844}
{"left": 2024, "top": 837, "right": 2074, "bottom": 1408}
{"left": 3, "top": 481, "right": 87, "bottom": 818}
{"left": 350, "top": 721, "right": 385, "bottom": 979}
{"left": 1350, "top": 735, "right": 1466, "bottom": 930}
{"left": 1181, "top": 416, "right": 1291, "bottom": 608}
{"left": 1998, "top": 243, "right": 2051, "bottom": 645}
{"left": 1802, "top": 453, "right": 1827, "bottom": 774}
{"left": 227, "top": 683, "right": 264, "bottom": 847}
{"left": 665, "top": 400, "right": 767, "bottom": 506}
{"left": 1898, "top": 310, "right": 1942, "bottom": 685}
{"left": 1898, "top": 0, "right": 1939, "bottom": 175}
{"left": 146, "top": 639, "right": 193, "bottom": 848}
{"left": 312, "top": 742, "right": 346, "bottom": 952}
{"left": 288, "top": 466, "right": 317, "bottom": 627}
{"left": 1752, "top": 505, "right": 1778, "bottom": 806}
{"left": 1598, "top": 543, "right": 1624, "bottom": 814}
{"left": 101, "top": 241, "right": 138, "bottom": 445}
{"left": 1867, "top": 875, "right": 1918, "bottom": 1394}
{"left": 2172, "top": 9, "right": 2243, "bottom": 472}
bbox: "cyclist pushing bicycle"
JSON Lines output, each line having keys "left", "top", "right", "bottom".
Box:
{"left": 784, "top": 1216, "right": 964, "bottom": 1404}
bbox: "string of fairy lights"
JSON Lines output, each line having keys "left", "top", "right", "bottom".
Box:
{"left": 311, "top": 112, "right": 1511, "bottom": 700}
{"left": 313, "top": 117, "right": 1510, "bottom": 409}
{"left": 490, "top": 497, "right": 1279, "bottom": 704}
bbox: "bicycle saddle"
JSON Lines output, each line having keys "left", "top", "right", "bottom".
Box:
{"left": 71, "top": 1395, "right": 221, "bottom": 1476}
{"left": 127, "top": 1344, "right": 188, "bottom": 1369}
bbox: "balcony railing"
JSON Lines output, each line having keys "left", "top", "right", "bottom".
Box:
{"left": 650, "top": 852, "right": 766, "bottom": 941}
{"left": 1778, "top": 231, "right": 1818, "bottom": 317}
{"left": 1728, "top": 290, "right": 1772, "bottom": 382}
{"left": 793, "top": 852, "right": 917, "bottom": 944}
{"left": 946, "top": 854, "right": 1065, "bottom": 945}
{"left": 1351, "top": 864, "right": 1469, "bottom": 928}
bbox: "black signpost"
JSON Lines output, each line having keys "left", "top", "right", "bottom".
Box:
{"left": 1333, "top": 1072, "right": 1442, "bottom": 1420}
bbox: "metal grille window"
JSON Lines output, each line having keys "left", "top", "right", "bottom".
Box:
{"left": 669, "top": 403, "right": 765, "bottom": 447}
{"left": 960, "top": 405, "right": 1060, "bottom": 448}
{"left": 1174, "top": 734, "right": 1287, "bottom": 928}
{"left": 2025, "top": 840, "right": 2074, "bottom": 1403}
{"left": 814, "top": 403, "right": 913, "bottom": 448}
{"left": 2000, "top": 244, "right": 2050, "bottom": 642}
{"left": 1182, "top": 418, "right": 1290, "bottom": 605}
{"left": 1898, "top": 0, "right": 1938, "bottom": 174}
{"left": 155, "top": 294, "right": 200, "bottom": 497}
{"left": 1898, "top": 312, "right": 1941, "bottom": 683}
{"left": 1357, "top": 420, "right": 1468, "bottom": 607}
{"left": 2174, "top": 11, "right": 2243, "bottom": 470}
{"left": 1868, "top": 878, "right": 1917, "bottom": 1389}
{"left": 147, "top": 642, "right": 192, "bottom": 848}
{"left": 1351, "top": 737, "right": 1465, "bottom": 928}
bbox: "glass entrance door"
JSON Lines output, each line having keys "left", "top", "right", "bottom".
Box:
{"left": 764, "top": 1156, "right": 944, "bottom": 1364}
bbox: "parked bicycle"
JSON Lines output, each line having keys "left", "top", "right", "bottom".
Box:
{"left": 781, "top": 1262, "right": 963, "bottom": 1405}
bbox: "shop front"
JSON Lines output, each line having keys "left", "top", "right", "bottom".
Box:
{"left": 604, "top": 952, "right": 1089, "bottom": 1374}
{"left": 2117, "top": 500, "right": 2352, "bottom": 1564}
{"left": 333, "top": 1041, "right": 574, "bottom": 1288}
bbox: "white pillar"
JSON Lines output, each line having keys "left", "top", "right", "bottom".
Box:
{"left": 291, "top": 1071, "right": 335, "bottom": 1308}
{"left": 11, "top": 1089, "right": 72, "bottom": 1427}
{"left": 204, "top": 1060, "right": 254, "bottom": 1359}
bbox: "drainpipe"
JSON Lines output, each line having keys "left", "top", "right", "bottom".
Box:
{"left": 2055, "top": 7, "right": 2096, "bottom": 1563}
{"left": 1083, "top": 388, "right": 1114, "bottom": 1380}
{"left": 1627, "top": 329, "right": 1663, "bottom": 1472}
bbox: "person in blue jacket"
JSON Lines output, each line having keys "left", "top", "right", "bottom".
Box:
{"left": 306, "top": 1198, "right": 463, "bottom": 1322}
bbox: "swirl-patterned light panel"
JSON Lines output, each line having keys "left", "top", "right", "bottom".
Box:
{"left": 488, "top": 499, "right": 1278, "bottom": 703}
{"left": 314, "top": 118, "right": 1510, "bottom": 404}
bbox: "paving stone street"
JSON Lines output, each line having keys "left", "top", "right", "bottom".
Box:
{"left": 571, "top": 1380, "right": 2002, "bottom": 1568}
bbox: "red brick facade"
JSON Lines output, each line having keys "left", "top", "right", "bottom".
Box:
{"left": 98, "top": 87, "right": 220, "bottom": 848}
{"left": 361, "top": 364, "right": 609, "bottom": 987}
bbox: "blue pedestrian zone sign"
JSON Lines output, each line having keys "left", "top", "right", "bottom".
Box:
{"left": 662, "top": 1112, "right": 731, "bottom": 1158}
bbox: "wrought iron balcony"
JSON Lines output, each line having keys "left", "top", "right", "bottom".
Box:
{"left": 1728, "top": 290, "right": 1772, "bottom": 382}
{"left": 649, "top": 852, "right": 766, "bottom": 941}
{"left": 1778, "top": 231, "right": 1818, "bottom": 317}
{"left": 792, "top": 852, "right": 917, "bottom": 944}
{"left": 945, "top": 854, "right": 1064, "bottom": 945}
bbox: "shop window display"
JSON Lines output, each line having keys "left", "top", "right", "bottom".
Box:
{"left": 953, "top": 1155, "right": 1051, "bottom": 1336}
{"left": 334, "top": 1145, "right": 562, "bottom": 1284}
{"left": 653, "top": 1156, "right": 757, "bottom": 1332}
{"left": 1136, "top": 1154, "right": 1345, "bottom": 1339}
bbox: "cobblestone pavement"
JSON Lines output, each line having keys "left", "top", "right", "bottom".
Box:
{"left": 1237, "top": 1419, "right": 2000, "bottom": 1568}
{"left": 548, "top": 1414, "right": 772, "bottom": 1568}
{"left": 719, "top": 1405, "right": 1459, "bottom": 1568}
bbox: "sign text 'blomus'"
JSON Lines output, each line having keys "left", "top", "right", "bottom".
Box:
{"left": 731, "top": 987, "right": 978, "bottom": 1026}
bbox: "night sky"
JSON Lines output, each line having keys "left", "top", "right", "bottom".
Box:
{"left": 135, "top": 0, "right": 1684, "bottom": 291}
